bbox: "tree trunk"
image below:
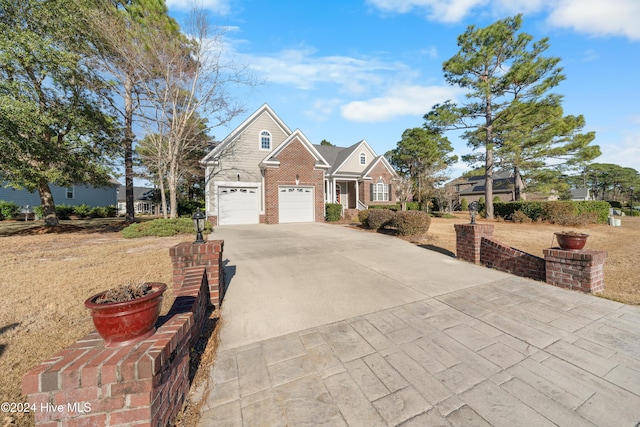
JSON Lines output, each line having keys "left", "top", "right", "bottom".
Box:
{"left": 124, "top": 76, "right": 135, "bottom": 223}
{"left": 485, "top": 95, "right": 494, "bottom": 219}
{"left": 38, "top": 180, "right": 59, "bottom": 227}
{"left": 158, "top": 171, "right": 168, "bottom": 219}
{"left": 513, "top": 166, "right": 524, "bottom": 201}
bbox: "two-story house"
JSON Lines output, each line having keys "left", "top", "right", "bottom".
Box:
{"left": 200, "top": 104, "right": 397, "bottom": 225}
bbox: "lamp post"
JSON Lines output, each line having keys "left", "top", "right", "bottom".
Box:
{"left": 631, "top": 186, "right": 635, "bottom": 217}
{"left": 468, "top": 201, "right": 478, "bottom": 224}
{"left": 192, "top": 210, "right": 206, "bottom": 244}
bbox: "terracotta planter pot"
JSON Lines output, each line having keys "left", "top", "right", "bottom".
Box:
{"left": 555, "top": 232, "right": 589, "bottom": 250}
{"left": 85, "top": 282, "right": 166, "bottom": 348}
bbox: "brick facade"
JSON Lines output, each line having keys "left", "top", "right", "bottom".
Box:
{"left": 263, "top": 137, "right": 325, "bottom": 224}
{"left": 362, "top": 161, "right": 397, "bottom": 205}
{"left": 23, "top": 240, "right": 225, "bottom": 426}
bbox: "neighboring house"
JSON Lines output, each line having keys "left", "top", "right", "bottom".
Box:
{"left": 570, "top": 188, "right": 591, "bottom": 201}
{"left": 116, "top": 186, "right": 165, "bottom": 216}
{"left": 0, "top": 180, "right": 118, "bottom": 212}
{"left": 448, "top": 170, "right": 523, "bottom": 203}
{"left": 200, "top": 104, "right": 397, "bottom": 225}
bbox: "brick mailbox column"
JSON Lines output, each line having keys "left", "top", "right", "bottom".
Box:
{"left": 543, "top": 248, "right": 607, "bottom": 294}
{"left": 454, "top": 223, "right": 495, "bottom": 264}
{"left": 170, "top": 240, "right": 225, "bottom": 307}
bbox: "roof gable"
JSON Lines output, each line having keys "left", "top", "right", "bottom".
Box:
{"left": 261, "top": 129, "right": 330, "bottom": 169}
{"left": 201, "top": 103, "right": 291, "bottom": 164}
{"left": 362, "top": 155, "right": 397, "bottom": 179}
{"left": 332, "top": 140, "right": 377, "bottom": 174}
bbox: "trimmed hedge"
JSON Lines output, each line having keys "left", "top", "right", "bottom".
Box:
{"left": 358, "top": 209, "right": 369, "bottom": 227}
{"left": 121, "top": 218, "right": 213, "bottom": 238}
{"left": 367, "top": 209, "right": 395, "bottom": 230}
{"left": 369, "top": 204, "right": 400, "bottom": 211}
{"left": 325, "top": 203, "right": 342, "bottom": 222}
{"left": 493, "top": 200, "right": 609, "bottom": 224}
{"left": 393, "top": 211, "right": 431, "bottom": 236}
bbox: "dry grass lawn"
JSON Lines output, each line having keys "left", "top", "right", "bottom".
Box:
{"left": 415, "top": 214, "right": 640, "bottom": 305}
{"left": 1, "top": 215, "right": 638, "bottom": 426}
{"left": 0, "top": 219, "right": 191, "bottom": 426}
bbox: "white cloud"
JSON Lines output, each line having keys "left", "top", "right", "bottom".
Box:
{"left": 166, "top": 0, "right": 231, "bottom": 15}
{"left": 236, "top": 47, "right": 404, "bottom": 95}
{"left": 304, "top": 99, "right": 342, "bottom": 122}
{"left": 596, "top": 130, "right": 640, "bottom": 171}
{"left": 547, "top": 0, "right": 640, "bottom": 40}
{"left": 368, "top": 0, "right": 640, "bottom": 40}
{"left": 367, "top": 0, "right": 486, "bottom": 23}
{"left": 341, "top": 85, "right": 464, "bottom": 122}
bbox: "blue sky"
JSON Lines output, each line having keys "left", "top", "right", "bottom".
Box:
{"left": 165, "top": 0, "right": 640, "bottom": 178}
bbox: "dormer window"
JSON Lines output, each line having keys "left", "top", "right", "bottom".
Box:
{"left": 360, "top": 152, "right": 366, "bottom": 165}
{"left": 260, "top": 130, "right": 271, "bottom": 150}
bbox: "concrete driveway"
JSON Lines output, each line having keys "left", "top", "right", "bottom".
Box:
{"left": 200, "top": 223, "right": 640, "bottom": 426}
{"left": 215, "top": 223, "right": 510, "bottom": 350}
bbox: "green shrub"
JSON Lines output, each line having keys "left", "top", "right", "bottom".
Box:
{"left": 405, "top": 202, "right": 421, "bottom": 211}
{"left": 494, "top": 201, "right": 544, "bottom": 221}
{"left": 55, "top": 204, "right": 75, "bottom": 219}
{"left": 460, "top": 198, "right": 468, "bottom": 211}
{"left": 574, "top": 201, "right": 610, "bottom": 223}
{"left": 493, "top": 196, "right": 502, "bottom": 203}
{"left": 369, "top": 204, "right": 400, "bottom": 211}
{"left": 511, "top": 210, "right": 532, "bottom": 223}
{"left": 325, "top": 203, "right": 342, "bottom": 222}
{"left": 73, "top": 204, "right": 92, "bottom": 218}
{"left": 0, "top": 200, "right": 20, "bottom": 220}
{"left": 121, "top": 218, "right": 213, "bottom": 238}
{"left": 393, "top": 211, "right": 431, "bottom": 236}
{"left": 33, "top": 206, "right": 44, "bottom": 219}
{"left": 358, "top": 209, "right": 370, "bottom": 227}
{"left": 368, "top": 209, "right": 395, "bottom": 231}
{"left": 177, "top": 199, "right": 205, "bottom": 217}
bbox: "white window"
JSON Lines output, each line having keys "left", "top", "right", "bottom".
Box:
{"left": 260, "top": 130, "right": 271, "bottom": 150}
{"left": 360, "top": 152, "right": 366, "bottom": 165}
{"left": 66, "top": 187, "right": 74, "bottom": 199}
{"left": 373, "top": 180, "right": 388, "bottom": 201}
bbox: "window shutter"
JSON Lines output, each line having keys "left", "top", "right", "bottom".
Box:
{"left": 370, "top": 183, "right": 374, "bottom": 201}
{"left": 388, "top": 184, "right": 392, "bottom": 201}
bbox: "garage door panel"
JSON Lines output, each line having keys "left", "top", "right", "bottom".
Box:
{"left": 219, "top": 187, "right": 259, "bottom": 225}
{"left": 279, "top": 186, "right": 314, "bottom": 223}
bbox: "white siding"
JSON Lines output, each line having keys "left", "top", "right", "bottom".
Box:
{"left": 336, "top": 144, "right": 377, "bottom": 174}
{"left": 205, "top": 110, "right": 290, "bottom": 217}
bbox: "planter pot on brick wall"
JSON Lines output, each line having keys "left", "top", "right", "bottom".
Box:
{"left": 84, "top": 282, "right": 166, "bottom": 347}
{"left": 554, "top": 232, "right": 589, "bottom": 250}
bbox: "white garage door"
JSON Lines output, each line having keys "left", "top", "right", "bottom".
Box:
{"left": 279, "top": 186, "right": 314, "bottom": 223}
{"left": 218, "top": 187, "right": 259, "bottom": 225}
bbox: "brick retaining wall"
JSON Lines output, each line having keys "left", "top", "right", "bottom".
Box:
{"left": 22, "top": 240, "right": 224, "bottom": 426}
{"left": 455, "top": 223, "right": 606, "bottom": 294}
{"left": 480, "top": 237, "right": 546, "bottom": 281}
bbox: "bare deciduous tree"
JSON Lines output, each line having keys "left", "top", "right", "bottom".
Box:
{"left": 137, "top": 6, "right": 257, "bottom": 218}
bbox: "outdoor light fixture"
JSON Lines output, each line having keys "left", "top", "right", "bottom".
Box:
{"left": 468, "top": 201, "right": 478, "bottom": 224}
{"left": 192, "top": 210, "right": 206, "bottom": 244}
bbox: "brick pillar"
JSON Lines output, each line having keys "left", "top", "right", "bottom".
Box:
{"left": 543, "top": 248, "right": 607, "bottom": 294}
{"left": 454, "top": 223, "right": 494, "bottom": 264}
{"left": 170, "top": 240, "right": 225, "bottom": 306}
